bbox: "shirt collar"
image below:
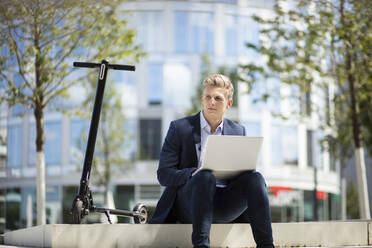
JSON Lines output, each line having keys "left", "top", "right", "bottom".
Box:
{"left": 200, "top": 111, "right": 224, "bottom": 134}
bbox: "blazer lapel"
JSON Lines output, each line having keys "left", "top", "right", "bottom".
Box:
{"left": 222, "top": 118, "right": 231, "bottom": 135}
{"left": 190, "top": 112, "right": 201, "bottom": 163}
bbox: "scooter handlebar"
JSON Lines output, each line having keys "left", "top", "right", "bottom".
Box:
{"left": 110, "top": 64, "right": 135, "bottom": 71}
{"left": 73, "top": 62, "right": 135, "bottom": 71}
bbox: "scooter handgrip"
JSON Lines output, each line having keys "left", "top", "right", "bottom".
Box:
{"left": 73, "top": 62, "right": 101, "bottom": 68}
{"left": 109, "top": 64, "right": 135, "bottom": 71}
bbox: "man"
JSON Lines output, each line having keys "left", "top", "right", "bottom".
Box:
{"left": 150, "top": 74, "right": 274, "bottom": 248}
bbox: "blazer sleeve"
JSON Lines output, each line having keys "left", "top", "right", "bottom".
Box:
{"left": 157, "top": 121, "right": 195, "bottom": 186}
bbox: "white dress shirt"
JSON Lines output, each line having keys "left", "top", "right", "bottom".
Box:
{"left": 195, "top": 111, "right": 227, "bottom": 187}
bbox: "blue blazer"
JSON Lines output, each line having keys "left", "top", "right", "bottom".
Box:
{"left": 150, "top": 112, "right": 246, "bottom": 223}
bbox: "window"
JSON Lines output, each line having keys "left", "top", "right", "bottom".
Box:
{"left": 62, "top": 186, "right": 78, "bottom": 224}
{"left": 307, "top": 130, "right": 314, "bottom": 167}
{"left": 7, "top": 125, "right": 22, "bottom": 167}
{"left": 249, "top": 80, "right": 265, "bottom": 111}
{"left": 45, "top": 185, "right": 61, "bottom": 224}
{"left": 139, "top": 185, "right": 161, "bottom": 200}
{"left": 147, "top": 63, "right": 163, "bottom": 105}
{"left": 44, "top": 122, "right": 62, "bottom": 165}
{"left": 243, "top": 121, "right": 261, "bottom": 136}
{"left": 272, "top": 124, "right": 299, "bottom": 166}
{"left": 329, "top": 145, "right": 336, "bottom": 171}
{"left": 123, "top": 120, "right": 137, "bottom": 161}
{"left": 137, "top": 11, "right": 164, "bottom": 52}
{"left": 28, "top": 122, "right": 62, "bottom": 166}
{"left": 163, "top": 63, "right": 191, "bottom": 107}
{"left": 289, "top": 84, "right": 301, "bottom": 114}
{"left": 21, "top": 187, "right": 36, "bottom": 227}
{"left": 174, "top": 11, "right": 214, "bottom": 54}
{"left": 115, "top": 185, "right": 134, "bottom": 223}
{"left": 267, "top": 78, "right": 281, "bottom": 114}
{"left": 29, "top": 125, "right": 36, "bottom": 166}
{"left": 301, "top": 92, "right": 311, "bottom": 116}
{"left": 243, "top": 121, "right": 262, "bottom": 166}
{"left": 271, "top": 124, "right": 283, "bottom": 166}
{"left": 113, "top": 69, "right": 136, "bottom": 85}
{"left": 307, "top": 130, "right": 323, "bottom": 168}
{"left": 282, "top": 126, "right": 298, "bottom": 165}
{"left": 225, "top": 15, "right": 238, "bottom": 56}
{"left": 139, "top": 119, "right": 161, "bottom": 160}
{"left": 174, "top": 12, "right": 189, "bottom": 53}
{"left": 315, "top": 131, "right": 323, "bottom": 169}
{"left": 238, "top": 16, "right": 260, "bottom": 56}
{"left": 6, "top": 188, "right": 21, "bottom": 230}
{"left": 70, "top": 119, "right": 89, "bottom": 164}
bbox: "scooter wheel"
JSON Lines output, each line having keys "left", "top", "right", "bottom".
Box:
{"left": 133, "top": 203, "right": 148, "bottom": 224}
{"left": 72, "top": 198, "right": 83, "bottom": 224}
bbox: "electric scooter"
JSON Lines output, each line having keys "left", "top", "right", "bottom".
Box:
{"left": 71, "top": 60, "right": 148, "bottom": 224}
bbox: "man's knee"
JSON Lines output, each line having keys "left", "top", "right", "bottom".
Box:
{"left": 191, "top": 170, "right": 216, "bottom": 189}
{"left": 240, "top": 171, "right": 266, "bottom": 191}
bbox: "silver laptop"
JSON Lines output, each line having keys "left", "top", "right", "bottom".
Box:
{"left": 193, "top": 136, "right": 263, "bottom": 179}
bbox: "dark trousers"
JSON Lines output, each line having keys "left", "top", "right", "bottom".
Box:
{"left": 175, "top": 170, "right": 274, "bottom": 248}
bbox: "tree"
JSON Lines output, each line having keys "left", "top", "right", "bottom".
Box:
{"left": 240, "top": 0, "right": 372, "bottom": 218}
{"left": 0, "top": 0, "right": 144, "bottom": 225}
{"left": 346, "top": 178, "right": 360, "bottom": 219}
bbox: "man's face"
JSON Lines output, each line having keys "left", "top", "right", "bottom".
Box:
{"left": 201, "top": 86, "right": 232, "bottom": 122}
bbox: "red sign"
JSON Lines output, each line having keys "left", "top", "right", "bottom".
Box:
{"left": 316, "top": 191, "right": 327, "bottom": 200}
{"left": 269, "top": 186, "right": 292, "bottom": 197}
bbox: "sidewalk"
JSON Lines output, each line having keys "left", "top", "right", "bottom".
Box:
{"left": 2, "top": 221, "right": 372, "bottom": 248}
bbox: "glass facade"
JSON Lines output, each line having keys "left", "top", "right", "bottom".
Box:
{"left": 225, "top": 15, "right": 238, "bottom": 56}
{"left": 282, "top": 126, "right": 298, "bottom": 165}
{"left": 123, "top": 120, "right": 137, "bottom": 161}
{"left": 137, "top": 11, "right": 164, "bottom": 52}
{"left": 238, "top": 16, "right": 260, "bottom": 56}
{"left": 147, "top": 63, "right": 163, "bottom": 105}
{"left": 7, "top": 125, "right": 22, "bottom": 167}
{"left": 243, "top": 121, "right": 261, "bottom": 136}
{"left": 44, "top": 122, "right": 62, "bottom": 165}
{"left": 28, "top": 122, "right": 62, "bottom": 166}
{"left": 271, "top": 124, "right": 283, "bottom": 166}
{"left": 70, "top": 119, "right": 89, "bottom": 164}
{"left": 0, "top": 0, "right": 341, "bottom": 230}
{"left": 271, "top": 124, "right": 298, "bottom": 166}
{"left": 174, "top": 11, "right": 214, "bottom": 54}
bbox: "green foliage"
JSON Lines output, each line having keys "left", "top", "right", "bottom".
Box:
{"left": 346, "top": 179, "right": 360, "bottom": 219}
{"left": 0, "top": 0, "right": 144, "bottom": 154}
{"left": 0, "top": 0, "right": 145, "bottom": 112}
{"left": 240, "top": 0, "right": 372, "bottom": 161}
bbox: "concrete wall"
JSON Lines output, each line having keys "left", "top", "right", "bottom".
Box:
{"left": 5, "top": 221, "right": 372, "bottom": 248}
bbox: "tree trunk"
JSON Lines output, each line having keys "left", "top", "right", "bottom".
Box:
{"left": 340, "top": 0, "right": 370, "bottom": 220}
{"left": 354, "top": 147, "right": 370, "bottom": 219}
{"left": 346, "top": 48, "right": 370, "bottom": 219}
{"left": 340, "top": 168, "right": 347, "bottom": 220}
{"left": 34, "top": 105, "right": 46, "bottom": 225}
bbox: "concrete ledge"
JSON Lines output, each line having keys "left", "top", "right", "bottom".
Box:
{"left": 4, "top": 221, "right": 372, "bottom": 248}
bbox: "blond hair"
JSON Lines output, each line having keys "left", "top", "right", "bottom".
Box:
{"left": 202, "top": 74, "right": 234, "bottom": 100}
